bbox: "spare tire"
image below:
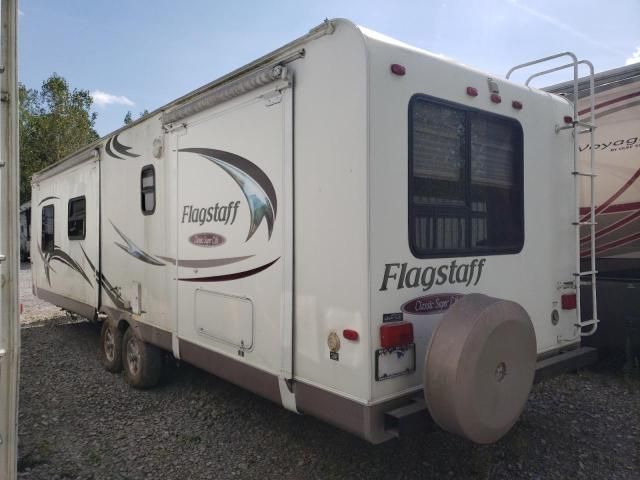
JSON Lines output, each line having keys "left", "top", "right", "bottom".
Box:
{"left": 423, "top": 294, "right": 536, "bottom": 444}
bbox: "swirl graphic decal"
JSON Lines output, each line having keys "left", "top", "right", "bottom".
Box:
{"left": 38, "top": 243, "right": 93, "bottom": 287}
{"left": 179, "top": 148, "right": 277, "bottom": 241}
{"left": 105, "top": 133, "right": 140, "bottom": 159}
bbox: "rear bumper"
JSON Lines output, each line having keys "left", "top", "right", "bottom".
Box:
{"left": 533, "top": 346, "right": 598, "bottom": 384}
{"left": 382, "top": 346, "right": 598, "bottom": 439}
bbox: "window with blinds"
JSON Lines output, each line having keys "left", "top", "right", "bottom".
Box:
{"left": 409, "top": 95, "right": 524, "bottom": 258}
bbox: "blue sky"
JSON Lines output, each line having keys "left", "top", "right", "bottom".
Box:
{"left": 19, "top": 0, "right": 640, "bottom": 136}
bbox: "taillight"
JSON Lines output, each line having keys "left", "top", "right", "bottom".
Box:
{"left": 380, "top": 321, "right": 414, "bottom": 349}
{"left": 561, "top": 293, "right": 577, "bottom": 310}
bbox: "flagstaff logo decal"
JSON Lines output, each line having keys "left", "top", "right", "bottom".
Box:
{"left": 189, "top": 232, "right": 226, "bottom": 248}
{"left": 182, "top": 202, "right": 240, "bottom": 226}
{"left": 379, "top": 259, "right": 486, "bottom": 292}
{"left": 402, "top": 293, "right": 464, "bottom": 315}
{"left": 179, "top": 148, "right": 277, "bottom": 241}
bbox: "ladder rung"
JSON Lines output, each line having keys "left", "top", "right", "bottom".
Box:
{"left": 573, "top": 221, "right": 596, "bottom": 226}
{"left": 573, "top": 270, "right": 597, "bottom": 276}
{"left": 575, "top": 319, "right": 599, "bottom": 327}
{"left": 572, "top": 171, "right": 596, "bottom": 177}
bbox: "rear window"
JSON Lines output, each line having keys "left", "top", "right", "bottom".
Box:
{"left": 409, "top": 95, "right": 524, "bottom": 258}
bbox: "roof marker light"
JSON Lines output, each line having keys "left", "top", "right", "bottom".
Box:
{"left": 490, "top": 94, "right": 502, "bottom": 104}
{"left": 466, "top": 87, "right": 478, "bottom": 97}
{"left": 564, "top": 115, "right": 573, "bottom": 124}
{"left": 390, "top": 64, "right": 406, "bottom": 76}
{"left": 512, "top": 100, "right": 523, "bottom": 110}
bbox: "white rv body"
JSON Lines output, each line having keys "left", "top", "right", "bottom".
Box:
{"left": 32, "top": 19, "right": 587, "bottom": 443}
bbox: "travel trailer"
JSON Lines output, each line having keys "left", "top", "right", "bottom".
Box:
{"left": 546, "top": 64, "right": 640, "bottom": 358}
{"left": 31, "top": 19, "right": 598, "bottom": 445}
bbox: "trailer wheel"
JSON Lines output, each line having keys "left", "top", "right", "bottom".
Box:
{"left": 423, "top": 294, "right": 536, "bottom": 444}
{"left": 99, "top": 320, "right": 123, "bottom": 373}
{"left": 122, "top": 327, "right": 162, "bottom": 389}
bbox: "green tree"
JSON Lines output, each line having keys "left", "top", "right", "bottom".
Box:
{"left": 20, "top": 73, "right": 99, "bottom": 202}
{"left": 123, "top": 109, "right": 148, "bottom": 126}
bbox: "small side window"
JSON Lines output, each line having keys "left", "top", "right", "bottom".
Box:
{"left": 141, "top": 165, "right": 155, "bottom": 215}
{"left": 68, "top": 196, "right": 86, "bottom": 240}
{"left": 42, "top": 205, "right": 55, "bottom": 253}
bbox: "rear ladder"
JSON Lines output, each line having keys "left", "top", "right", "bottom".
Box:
{"left": 507, "top": 52, "right": 599, "bottom": 336}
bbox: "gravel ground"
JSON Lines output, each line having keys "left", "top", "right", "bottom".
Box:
{"left": 16, "top": 266, "right": 640, "bottom": 479}
{"left": 20, "top": 262, "right": 64, "bottom": 326}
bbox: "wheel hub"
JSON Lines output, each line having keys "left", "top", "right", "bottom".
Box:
{"left": 127, "top": 338, "right": 140, "bottom": 375}
{"left": 104, "top": 328, "right": 115, "bottom": 362}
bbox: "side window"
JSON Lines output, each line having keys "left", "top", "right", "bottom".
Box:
{"left": 409, "top": 95, "right": 524, "bottom": 258}
{"left": 41, "top": 205, "right": 55, "bottom": 253}
{"left": 68, "top": 196, "right": 86, "bottom": 240}
{"left": 141, "top": 165, "right": 155, "bottom": 215}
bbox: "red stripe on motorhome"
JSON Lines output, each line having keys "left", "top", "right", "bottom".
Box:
{"left": 581, "top": 231, "right": 640, "bottom": 257}
{"left": 580, "top": 202, "right": 640, "bottom": 216}
{"left": 580, "top": 209, "right": 640, "bottom": 246}
{"left": 578, "top": 90, "right": 640, "bottom": 117}
{"left": 580, "top": 168, "right": 640, "bottom": 222}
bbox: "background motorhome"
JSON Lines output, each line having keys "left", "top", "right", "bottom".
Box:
{"left": 546, "top": 64, "right": 640, "bottom": 361}
{"left": 31, "top": 19, "right": 597, "bottom": 445}
{"left": 20, "top": 201, "right": 31, "bottom": 262}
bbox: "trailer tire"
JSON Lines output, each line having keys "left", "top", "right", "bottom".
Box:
{"left": 122, "top": 327, "right": 162, "bottom": 389}
{"left": 99, "top": 320, "right": 123, "bottom": 373}
{"left": 423, "top": 294, "right": 536, "bottom": 444}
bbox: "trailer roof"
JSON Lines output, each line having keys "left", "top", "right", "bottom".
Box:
{"left": 32, "top": 19, "right": 336, "bottom": 183}
{"left": 33, "top": 18, "right": 565, "bottom": 183}
{"left": 544, "top": 63, "right": 640, "bottom": 100}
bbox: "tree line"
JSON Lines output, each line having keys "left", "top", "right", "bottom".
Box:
{"left": 19, "top": 73, "right": 98, "bottom": 203}
{"left": 20, "top": 73, "right": 142, "bottom": 204}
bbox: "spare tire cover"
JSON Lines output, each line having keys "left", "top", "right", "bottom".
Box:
{"left": 423, "top": 293, "right": 536, "bottom": 444}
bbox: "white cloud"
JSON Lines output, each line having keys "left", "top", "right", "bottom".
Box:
{"left": 507, "top": 0, "right": 626, "bottom": 57}
{"left": 626, "top": 46, "right": 640, "bottom": 65}
{"left": 91, "top": 90, "right": 134, "bottom": 107}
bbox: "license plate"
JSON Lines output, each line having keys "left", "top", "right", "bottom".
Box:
{"left": 375, "top": 343, "right": 416, "bottom": 381}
